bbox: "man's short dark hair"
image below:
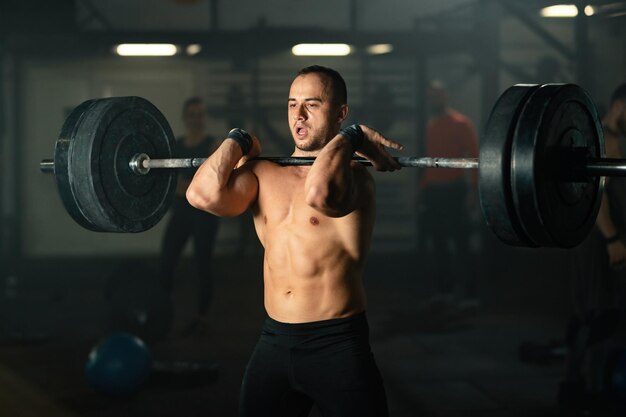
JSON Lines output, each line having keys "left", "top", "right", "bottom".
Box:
{"left": 610, "top": 83, "right": 626, "bottom": 105}
{"left": 296, "top": 65, "right": 347, "bottom": 107}
{"left": 182, "top": 96, "right": 205, "bottom": 115}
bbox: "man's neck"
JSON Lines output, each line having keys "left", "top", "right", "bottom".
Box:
{"left": 292, "top": 148, "right": 321, "bottom": 157}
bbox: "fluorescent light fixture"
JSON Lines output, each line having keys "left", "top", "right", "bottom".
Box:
{"left": 115, "top": 44, "right": 178, "bottom": 56}
{"left": 186, "top": 44, "right": 202, "bottom": 56}
{"left": 540, "top": 4, "right": 578, "bottom": 17}
{"left": 540, "top": 4, "right": 596, "bottom": 17}
{"left": 291, "top": 43, "right": 352, "bottom": 56}
{"left": 366, "top": 44, "right": 394, "bottom": 55}
{"left": 539, "top": 4, "right": 596, "bottom": 17}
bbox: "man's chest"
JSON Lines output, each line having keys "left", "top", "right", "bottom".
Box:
{"left": 259, "top": 180, "right": 329, "bottom": 227}
{"left": 252, "top": 167, "right": 340, "bottom": 232}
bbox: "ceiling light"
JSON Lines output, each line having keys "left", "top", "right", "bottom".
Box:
{"left": 115, "top": 44, "right": 178, "bottom": 56}
{"left": 366, "top": 44, "right": 394, "bottom": 55}
{"left": 291, "top": 44, "right": 352, "bottom": 56}
{"left": 186, "top": 44, "right": 202, "bottom": 56}
{"left": 540, "top": 4, "right": 578, "bottom": 17}
{"left": 540, "top": 4, "right": 595, "bottom": 17}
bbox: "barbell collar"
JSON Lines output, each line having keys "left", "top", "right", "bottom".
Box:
{"left": 40, "top": 159, "right": 54, "bottom": 173}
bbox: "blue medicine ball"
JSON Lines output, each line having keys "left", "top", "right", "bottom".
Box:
{"left": 85, "top": 333, "right": 152, "bottom": 396}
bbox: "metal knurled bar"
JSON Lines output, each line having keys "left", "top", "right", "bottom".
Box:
{"left": 39, "top": 156, "right": 626, "bottom": 177}
{"left": 142, "top": 156, "right": 480, "bottom": 169}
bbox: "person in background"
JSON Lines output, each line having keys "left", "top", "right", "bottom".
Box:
{"left": 159, "top": 96, "right": 220, "bottom": 337}
{"left": 418, "top": 80, "right": 480, "bottom": 314}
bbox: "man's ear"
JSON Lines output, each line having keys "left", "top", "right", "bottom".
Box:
{"left": 337, "top": 104, "right": 349, "bottom": 124}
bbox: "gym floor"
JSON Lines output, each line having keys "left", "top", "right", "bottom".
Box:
{"left": 0, "top": 244, "right": 609, "bottom": 417}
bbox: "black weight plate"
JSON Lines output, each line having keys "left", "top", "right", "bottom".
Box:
{"left": 479, "top": 84, "right": 541, "bottom": 246}
{"left": 55, "top": 99, "right": 101, "bottom": 231}
{"left": 511, "top": 84, "right": 604, "bottom": 247}
{"left": 54, "top": 97, "right": 176, "bottom": 232}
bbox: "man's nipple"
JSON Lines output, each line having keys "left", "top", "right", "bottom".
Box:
{"left": 310, "top": 216, "right": 320, "bottom": 226}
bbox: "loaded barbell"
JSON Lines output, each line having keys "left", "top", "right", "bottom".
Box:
{"left": 37, "top": 83, "right": 624, "bottom": 248}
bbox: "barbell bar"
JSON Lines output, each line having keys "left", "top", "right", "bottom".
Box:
{"left": 40, "top": 155, "right": 481, "bottom": 174}
{"left": 40, "top": 154, "right": 626, "bottom": 177}
{"left": 37, "top": 83, "right": 612, "bottom": 248}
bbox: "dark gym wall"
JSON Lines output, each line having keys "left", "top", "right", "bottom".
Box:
{"left": 1, "top": 50, "right": 19, "bottom": 266}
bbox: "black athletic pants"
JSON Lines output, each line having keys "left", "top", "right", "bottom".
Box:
{"left": 239, "top": 312, "right": 388, "bottom": 417}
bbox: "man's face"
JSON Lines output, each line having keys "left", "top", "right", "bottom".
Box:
{"left": 288, "top": 74, "right": 345, "bottom": 152}
{"left": 183, "top": 103, "right": 207, "bottom": 134}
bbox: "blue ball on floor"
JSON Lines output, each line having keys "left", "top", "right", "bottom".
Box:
{"left": 85, "top": 332, "right": 152, "bottom": 396}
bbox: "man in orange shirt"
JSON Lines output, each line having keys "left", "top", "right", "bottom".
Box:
{"left": 418, "top": 81, "right": 479, "bottom": 311}
{"left": 159, "top": 97, "right": 220, "bottom": 336}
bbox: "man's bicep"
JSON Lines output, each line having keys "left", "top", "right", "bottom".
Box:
{"left": 214, "top": 166, "right": 259, "bottom": 216}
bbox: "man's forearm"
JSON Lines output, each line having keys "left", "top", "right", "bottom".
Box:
{"left": 305, "top": 135, "right": 355, "bottom": 214}
{"left": 187, "top": 139, "right": 244, "bottom": 208}
{"left": 200, "top": 139, "right": 244, "bottom": 189}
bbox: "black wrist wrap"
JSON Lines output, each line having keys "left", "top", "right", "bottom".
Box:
{"left": 227, "top": 128, "right": 252, "bottom": 156}
{"left": 339, "top": 124, "right": 364, "bottom": 151}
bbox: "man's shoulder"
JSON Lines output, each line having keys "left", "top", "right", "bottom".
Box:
{"left": 428, "top": 110, "right": 472, "bottom": 127}
{"left": 448, "top": 109, "right": 473, "bottom": 125}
